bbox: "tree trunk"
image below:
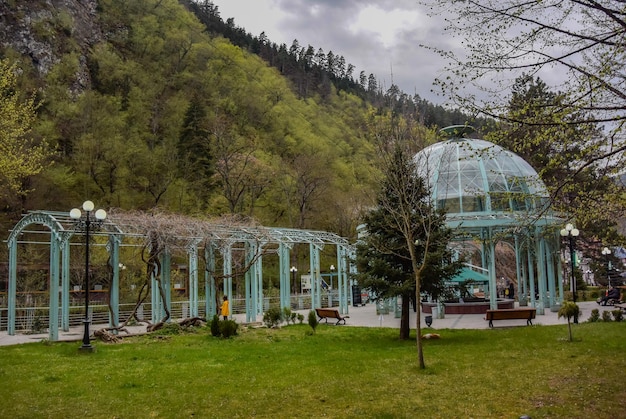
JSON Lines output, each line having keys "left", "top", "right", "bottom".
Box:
{"left": 399, "top": 295, "right": 410, "bottom": 340}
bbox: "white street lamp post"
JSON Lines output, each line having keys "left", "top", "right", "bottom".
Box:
{"left": 70, "top": 200, "right": 107, "bottom": 351}
{"left": 602, "top": 246, "right": 612, "bottom": 287}
{"left": 560, "top": 223, "right": 580, "bottom": 324}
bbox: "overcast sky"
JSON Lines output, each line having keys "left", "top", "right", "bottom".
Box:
{"left": 210, "top": 0, "right": 457, "bottom": 105}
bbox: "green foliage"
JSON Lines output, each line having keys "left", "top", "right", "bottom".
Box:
{"left": 282, "top": 307, "right": 297, "bottom": 325}
{"left": 588, "top": 309, "right": 600, "bottom": 323}
{"left": 602, "top": 311, "right": 613, "bottom": 322}
{"left": 486, "top": 75, "right": 626, "bottom": 243}
{"left": 307, "top": 310, "right": 318, "bottom": 333}
{"left": 356, "top": 141, "right": 463, "bottom": 340}
{"left": 263, "top": 306, "right": 283, "bottom": 328}
{"left": 297, "top": 313, "right": 304, "bottom": 324}
{"left": 209, "top": 314, "right": 238, "bottom": 338}
{"left": 558, "top": 301, "right": 580, "bottom": 341}
{"left": 153, "top": 322, "right": 183, "bottom": 335}
{"left": 209, "top": 315, "right": 221, "bottom": 337}
{"left": 0, "top": 59, "right": 52, "bottom": 205}
{"left": 219, "top": 319, "right": 238, "bottom": 338}
{"left": 0, "top": 325, "right": 625, "bottom": 417}
{"left": 612, "top": 310, "right": 623, "bottom": 322}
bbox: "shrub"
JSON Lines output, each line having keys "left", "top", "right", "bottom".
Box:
{"left": 602, "top": 311, "right": 613, "bottom": 322}
{"left": 308, "top": 310, "right": 319, "bottom": 333}
{"left": 209, "top": 315, "right": 238, "bottom": 338}
{"left": 263, "top": 307, "right": 283, "bottom": 328}
{"left": 282, "top": 307, "right": 292, "bottom": 324}
{"left": 154, "top": 322, "right": 183, "bottom": 335}
{"left": 612, "top": 310, "right": 623, "bottom": 322}
{"left": 210, "top": 315, "right": 221, "bottom": 337}
{"left": 297, "top": 313, "right": 304, "bottom": 324}
{"left": 219, "top": 320, "right": 239, "bottom": 338}
{"left": 588, "top": 309, "right": 600, "bottom": 322}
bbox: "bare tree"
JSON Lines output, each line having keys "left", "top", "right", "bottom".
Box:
{"left": 423, "top": 0, "right": 626, "bottom": 142}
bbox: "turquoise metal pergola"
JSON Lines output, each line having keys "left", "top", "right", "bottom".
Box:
{"left": 415, "top": 126, "right": 565, "bottom": 312}
{"left": 6, "top": 210, "right": 354, "bottom": 341}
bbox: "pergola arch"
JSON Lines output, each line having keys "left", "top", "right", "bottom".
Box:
{"left": 7, "top": 209, "right": 353, "bottom": 341}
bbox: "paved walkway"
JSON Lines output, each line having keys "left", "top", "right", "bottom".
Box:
{"left": 0, "top": 301, "right": 616, "bottom": 346}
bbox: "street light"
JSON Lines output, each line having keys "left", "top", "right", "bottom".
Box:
{"left": 329, "top": 264, "right": 335, "bottom": 290}
{"left": 70, "top": 200, "right": 107, "bottom": 351}
{"left": 602, "top": 247, "right": 612, "bottom": 287}
{"left": 560, "top": 223, "right": 580, "bottom": 324}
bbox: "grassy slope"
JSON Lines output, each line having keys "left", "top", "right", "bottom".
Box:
{"left": 0, "top": 323, "right": 624, "bottom": 418}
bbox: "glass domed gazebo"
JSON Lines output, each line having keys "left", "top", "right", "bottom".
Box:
{"left": 415, "top": 125, "right": 564, "bottom": 313}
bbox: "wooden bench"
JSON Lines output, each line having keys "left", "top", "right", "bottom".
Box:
{"left": 315, "top": 308, "right": 350, "bottom": 325}
{"left": 485, "top": 308, "right": 536, "bottom": 328}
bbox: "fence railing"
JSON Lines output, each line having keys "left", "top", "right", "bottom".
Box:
{"left": 0, "top": 291, "right": 348, "bottom": 332}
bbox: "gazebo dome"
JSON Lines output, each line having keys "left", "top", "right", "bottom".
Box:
{"left": 415, "top": 126, "right": 548, "bottom": 216}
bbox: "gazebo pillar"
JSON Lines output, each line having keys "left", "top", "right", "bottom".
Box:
{"left": 514, "top": 235, "right": 523, "bottom": 304}
{"left": 527, "top": 246, "right": 538, "bottom": 310}
{"left": 544, "top": 238, "right": 556, "bottom": 308}
{"left": 487, "top": 230, "right": 498, "bottom": 310}
{"left": 535, "top": 234, "right": 547, "bottom": 315}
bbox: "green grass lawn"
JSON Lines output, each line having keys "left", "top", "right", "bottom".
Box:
{"left": 0, "top": 322, "right": 625, "bottom": 418}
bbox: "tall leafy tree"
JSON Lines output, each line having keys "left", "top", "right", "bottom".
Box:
{"left": 0, "top": 59, "right": 52, "bottom": 207}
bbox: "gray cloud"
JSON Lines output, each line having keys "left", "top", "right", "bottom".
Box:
{"left": 212, "top": 0, "right": 452, "bottom": 104}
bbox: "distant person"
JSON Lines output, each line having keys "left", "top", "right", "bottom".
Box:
{"left": 508, "top": 282, "right": 515, "bottom": 300}
{"left": 598, "top": 287, "right": 620, "bottom": 306}
{"left": 220, "top": 295, "right": 229, "bottom": 320}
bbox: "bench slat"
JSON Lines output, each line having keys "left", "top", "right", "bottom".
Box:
{"left": 485, "top": 308, "right": 536, "bottom": 328}
{"left": 315, "top": 308, "right": 349, "bottom": 325}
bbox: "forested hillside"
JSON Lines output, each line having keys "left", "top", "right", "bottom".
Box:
{"left": 184, "top": 0, "right": 484, "bottom": 129}
{"left": 0, "top": 0, "right": 448, "bottom": 239}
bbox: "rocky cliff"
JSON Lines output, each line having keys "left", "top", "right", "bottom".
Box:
{"left": 0, "top": 0, "right": 102, "bottom": 91}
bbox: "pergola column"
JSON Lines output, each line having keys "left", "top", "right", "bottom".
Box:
{"left": 61, "top": 236, "right": 71, "bottom": 331}
{"left": 48, "top": 232, "right": 61, "bottom": 342}
{"left": 151, "top": 251, "right": 171, "bottom": 323}
{"left": 309, "top": 244, "right": 322, "bottom": 309}
{"left": 187, "top": 241, "right": 200, "bottom": 318}
{"left": 278, "top": 243, "right": 292, "bottom": 310}
{"left": 107, "top": 235, "right": 121, "bottom": 328}
{"left": 222, "top": 244, "right": 233, "bottom": 318}
{"left": 205, "top": 244, "right": 217, "bottom": 317}
{"left": 336, "top": 245, "right": 349, "bottom": 314}
{"left": 245, "top": 242, "right": 257, "bottom": 322}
